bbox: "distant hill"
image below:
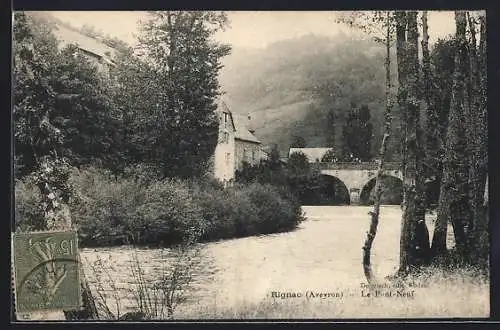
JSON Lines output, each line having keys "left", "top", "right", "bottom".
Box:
{"left": 219, "top": 33, "right": 403, "bottom": 160}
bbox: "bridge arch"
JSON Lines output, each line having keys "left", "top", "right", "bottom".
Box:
{"left": 302, "top": 174, "right": 350, "bottom": 205}
{"left": 359, "top": 175, "right": 403, "bottom": 205}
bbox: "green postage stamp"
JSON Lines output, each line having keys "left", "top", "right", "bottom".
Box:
{"left": 12, "top": 231, "right": 81, "bottom": 313}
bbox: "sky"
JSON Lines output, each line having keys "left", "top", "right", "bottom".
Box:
{"left": 49, "top": 11, "right": 460, "bottom": 49}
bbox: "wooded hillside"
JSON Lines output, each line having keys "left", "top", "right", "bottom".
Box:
{"left": 219, "top": 33, "right": 406, "bottom": 159}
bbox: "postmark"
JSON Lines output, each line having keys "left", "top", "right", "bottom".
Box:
{"left": 12, "top": 231, "right": 81, "bottom": 313}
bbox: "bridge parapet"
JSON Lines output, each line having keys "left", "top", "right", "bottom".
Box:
{"left": 315, "top": 162, "right": 401, "bottom": 171}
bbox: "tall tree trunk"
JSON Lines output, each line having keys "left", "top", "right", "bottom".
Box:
{"left": 478, "top": 13, "right": 488, "bottom": 207}
{"left": 395, "top": 11, "right": 408, "bottom": 181}
{"left": 433, "top": 11, "right": 470, "bottom": 262}
{"left": 425, "top": 11, "right": 444, "bottom": 259}
{"left": 398, "top": 11, "right": 430, "bottom": 274}
{"left": 363, "top": 12, "right": 393, "bottom": 283}
{"left": 422, "top": 11, "right": 442, "bottom": 194}
{"left": 27, "top": 159, "right": 99, "bottom": 320}
{"left": 412, "top": 12, "right": 431, "bottom": 266}
{"left": 466, "top": 12, "right": 488, "bottom": 259}
{"left": 395, "top": 11, "right": 411, "bottom": 272}
{"left": 466, "top": 12, "right": 479, "bottom": 234}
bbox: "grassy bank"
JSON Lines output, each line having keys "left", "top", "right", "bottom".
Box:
{"left": 178, "top": 266, "right": 489, "bottom": 319}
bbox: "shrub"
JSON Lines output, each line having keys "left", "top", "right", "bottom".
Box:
{"left": 241, "top": 183, "right": 305, "bottom": 234}
{"left": 130, "top": 179, "right": 204, "bottom": 245}
{"left": 191, "top": 180, "right": 262, "bottom": 240}
{"left": 192, "top": 181, "right": 303, "bottom": 241}
{"left": 193, "top": 186, "right": 237, "bottom": 240}
{"left": 122, "top": 163, "right": 162, "bottom": 186}
{"left": 70, "top": 166, "right": 205, "bottom": 247}
{"left": 186, "top": 175, "right": 225, "bottom": 193}
{"left": 69, "top": 166, "right": 143, "bottom": 246}
{"left": 231, "top": 189, "right": 261, "bottom": 237}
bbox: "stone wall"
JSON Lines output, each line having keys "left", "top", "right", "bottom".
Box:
{"left": 234, "top": 139, "right": 262, "bottom": 170}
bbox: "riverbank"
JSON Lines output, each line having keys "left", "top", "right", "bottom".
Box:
{"left": 180, "top": 267, "right": 489, "bottom": 319}
{"left": 15, "top": 166, "right": 305, "bottom": 247}
{"left": 78, "top": 206, "right": 488, "bottom": 319}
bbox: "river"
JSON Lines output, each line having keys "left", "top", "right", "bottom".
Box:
{"left": 80, "top": 206, "right": 488, "bottom": 319}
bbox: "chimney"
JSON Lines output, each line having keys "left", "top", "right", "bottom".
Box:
{"left": 247, "top": 113, "right": 255, "bottom": 134}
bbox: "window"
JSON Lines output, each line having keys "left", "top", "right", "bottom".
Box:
{"left": 224, "top": 113, "right": 229, "bottom": 128}
{"left": 225, "top": 152, "right": 231, "bottom": 163}
{"left": 220, "top": 131, "right": 229, "bottom": 144}
{"left": 243, "top": 148, "right": 248, "bottom": 162}
{"left": 252, "top": 150, "right": 256, "bottom": 162}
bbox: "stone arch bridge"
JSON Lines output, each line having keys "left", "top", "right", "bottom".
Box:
{"left": 314, "top": 162, "right": 403, "bottom": 205}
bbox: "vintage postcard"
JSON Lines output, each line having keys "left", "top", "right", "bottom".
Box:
{"left": 12, "top": 10, "right": 489, "bottom": 320}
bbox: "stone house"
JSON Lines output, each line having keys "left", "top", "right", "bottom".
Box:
{"left": 211, "top": 101, "right": 265, "bottom": 184}
{"left": 211, "top": 100, "right": 237, "bottom": 184}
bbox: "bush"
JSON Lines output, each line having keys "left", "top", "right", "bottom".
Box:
{"left": 70, "top": 166, "right": 205, "bottom": 247}
{"left": 131, "top": 179, "right": 204, "bottom": 245}
{"left": 193, "top": 181, "right": 304, "bottom": 241}
{"left": 17, "top": 164, "right": 304, "bottom": 247}
{"left": 242, "top": 183, "right": 305, "bottom": 234}
{"left": 231, "top": 189, "right": 262, "bottom": 237}
{"left": 186, "top": 175, "right": 225, "bottom": 193}
{"left": 192, "top": 182, "right": 262, "bottom": 240}
{"left": 122, "top": 163, "right": 162, "bottom": 186}
{"left": 194, "top": 186, "right": 237, "bottom": 240}
{"left": 69, "top": 166, "right": 144, "bottom": 246}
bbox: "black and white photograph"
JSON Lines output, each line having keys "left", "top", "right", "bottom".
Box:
{"left": 11, "top": 10, "right": 489, "bottom": 320}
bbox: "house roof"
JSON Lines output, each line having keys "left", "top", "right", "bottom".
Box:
{"left": 233, "top": 114, "right": 261, "bottom": 144}
{"left": 217, "top": 99, "right": 236, "bottom": 132}
{"left": 53, "top": 24, "right": 117, "bottom": 62}
{"left": 288, "top": 148, "right": 333, "bottom": 162}
{"left": 216, "top": 98, "right": 260, "bottom": 143}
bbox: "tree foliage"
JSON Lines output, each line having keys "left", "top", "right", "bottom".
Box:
{"left": 341, "top": 103, "right": 373, "bottom": 161}
{"left": 135, "top": 11, "right": 231, "bottom": 178}
{"left": 287, "top": 152, "right": 310, "bottom": 174}
{"left": 220, "top": 33, "right": 393, "bottom": 158}
{"left": 14, "top": 11, "right": 232, "bottom": 181}
{"left": 290, "top": 135, "right": 307, "bottom": 148}
{"left": 13, "top": 12, "right": 122, "bottom": 177}
{"left": 320, "top": 149, "right": 338, "bottom": 163}
{"left": 13, "top": 12, "right": 62, "bottom": 176}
